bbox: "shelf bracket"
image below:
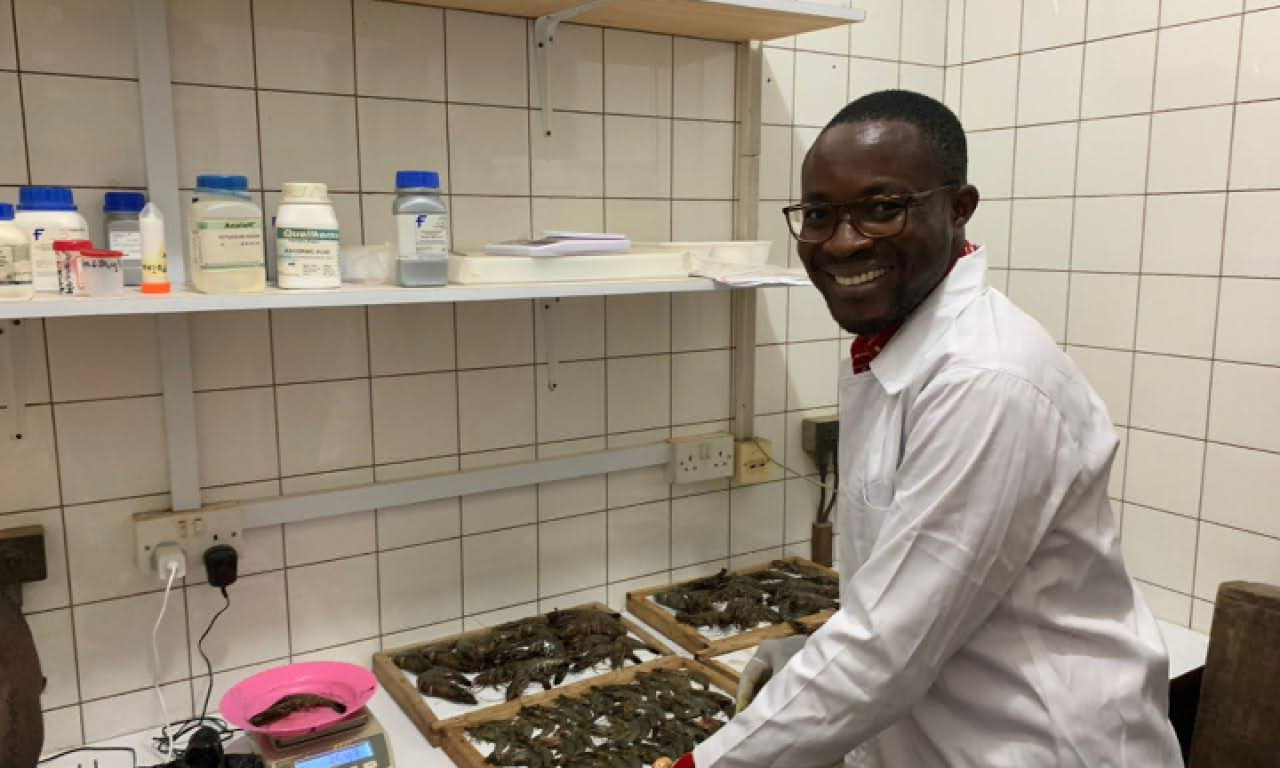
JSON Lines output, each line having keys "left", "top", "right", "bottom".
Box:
{"left": 541, "top": 298, "right": 561, "bottom": 392}
{"left": 534, "top": 0, "right": 619, "bottom": 136}
{"left": 0, "top": 320, "right": 29, "bottom": 442}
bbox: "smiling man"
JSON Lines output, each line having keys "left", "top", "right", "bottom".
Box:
{"left": 661, "top": 91, "right": 1182, "bottom": 767}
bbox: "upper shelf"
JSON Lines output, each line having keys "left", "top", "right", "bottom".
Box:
{"left": 395, "top": 0, "right": 865, "bottom": 41}
{"left": 0, "top": 278, "right": 723, "bottom": 320}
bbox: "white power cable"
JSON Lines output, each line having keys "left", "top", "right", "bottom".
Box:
{"left": 752, "top": 438, "right": 840, "bottom": 493}
{"left": 151, "top": 561, "right": 179, "bottom": 757}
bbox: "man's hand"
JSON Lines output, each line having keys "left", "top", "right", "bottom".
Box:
{"left": 737, "top": 635, "right": 808, "bottom": 712}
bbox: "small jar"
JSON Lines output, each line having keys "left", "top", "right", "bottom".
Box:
{"left": 77, "top": 249, "right": 125, "bottom": 297}
{"left": 52, "top": 239, "right": 94, "bottom": 295}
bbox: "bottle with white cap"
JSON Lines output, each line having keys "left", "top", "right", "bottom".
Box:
{"left": 275, "top": 182, "right": 341, "bottom": 290}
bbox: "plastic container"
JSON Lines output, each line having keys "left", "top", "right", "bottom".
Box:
{"left": 275, "top": 182, "right": 341, "bottom": 290}
{"left": 0, "top": 203, "right": 33, "bottom": 300}
{"left": 15, "top": 187, "right": 89, "bottom": 293}
{"left": 139, "top": 203, "right": 170, "bottom": 294}
{"left": 393, "top": 170, "right": 449, "bottom": 287}
{"left": 77, "top": 249, "right": 125, "bottom": 297}
{"left": 340, "top": 243, "right": 396, "bottom": 285}
{"left": 52, "top": 239, "right": 94, "bottom": 295}
{"left": 103, "top": 191, "right": 146, "bottom": 286}
{"left": 189, "top": 175, "right": 266, "bottom": 294}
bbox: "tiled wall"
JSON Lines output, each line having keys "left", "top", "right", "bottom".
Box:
{"left": 943, "top": 0, "right": 1280, "bottom": 633}
{"left": 0, "top": 0, "right": 941, "bottom": 750}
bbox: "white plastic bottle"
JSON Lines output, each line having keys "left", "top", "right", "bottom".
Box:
{"left": 14, "top": 187, "right": 89, "bottom": 293}
{"left": 275, "top": 182, "right": 341, "bottom": 290}
{"left": 188, "top": 175, "right": 266, "bottom": 294}
{"left": 0, "top": 203, "right": 33, "bottom": 300}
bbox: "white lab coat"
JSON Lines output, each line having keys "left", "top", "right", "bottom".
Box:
{"left": 694, "top": 249, "right": 1182, "bottom": 767}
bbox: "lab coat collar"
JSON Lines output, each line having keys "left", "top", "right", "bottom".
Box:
{"left": 864, "top": 247, "right": 989, "bottom": 395}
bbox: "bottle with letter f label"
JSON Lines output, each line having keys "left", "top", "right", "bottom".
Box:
{"left": 14, "top": 187, "right": 89, "bottom": 293}
{"left": 393, "top": 170, "right": 449, "bottom": 287}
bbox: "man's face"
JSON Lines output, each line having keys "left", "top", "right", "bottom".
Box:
{"left": 797, "top": 119, "right": 978, "bottom": 336}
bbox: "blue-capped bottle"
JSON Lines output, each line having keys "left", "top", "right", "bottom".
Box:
{"left": 14, "top": 187, "right": 89, "bottom": 293}
{"left": 0, "top": 203, "right": 33, "bottom": 300}
{"left": 189, "top": 174, "right": 266, "bottom": 294}
{"left": 392, "top": 170, "right": 449, "bottom": 287}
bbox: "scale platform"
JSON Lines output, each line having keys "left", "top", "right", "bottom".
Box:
{"left": 250, "top": 708, "right": 393, "bottom": 768}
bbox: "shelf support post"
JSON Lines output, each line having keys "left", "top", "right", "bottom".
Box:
{"left": 541, "top": 298, "right": 561, "bottom": 392}
{"left": 534, "top": 0, "right": 620, "bottom": 136}
{"left": 732, "top": 41, "right": 764, "bottom": 441}
{"left": 0, "top": 320, "right": 29, "bottom": 442}
{"left": 156, "top": 315, "right": 202, "bottom": 511}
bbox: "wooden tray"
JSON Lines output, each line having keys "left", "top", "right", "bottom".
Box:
{"left": 372, "top": 602, "right": 673, "bottom": 747}
{"left": 626, "top": 556, "right": 838, "bottom": 659}
{"left": 437, "top": 656, "right": 737, "bottom": 768}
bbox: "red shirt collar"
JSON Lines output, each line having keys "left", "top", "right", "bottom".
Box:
{"left": 849, "top": 241, "right": 978, "bottom": 375}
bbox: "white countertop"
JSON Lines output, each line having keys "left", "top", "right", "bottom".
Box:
{"left": 45, "top": 620, "right": 1208, "bottom": 768}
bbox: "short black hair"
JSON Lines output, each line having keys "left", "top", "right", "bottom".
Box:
{"left": 823, "top": 90, "right": 968, "bottom": 184}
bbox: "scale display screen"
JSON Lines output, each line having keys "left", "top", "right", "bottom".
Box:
{"left": 294, "top": 741, "right": 374, "bottom": 768}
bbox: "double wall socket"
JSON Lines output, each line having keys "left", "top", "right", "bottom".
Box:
{"left": 134, "top": 504, "right": 244, "bottom": 576}
{"left": 669, "top": 433, "right": 735, "bottom": 484}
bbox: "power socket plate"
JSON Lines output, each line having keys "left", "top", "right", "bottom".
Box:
{"left": 735, "top": 438, "right": 775, "bottom": 485}
{"left": 134, "top": 504, "right": 244, "bottom": 575}
{"left": 668, "top": 432, "right": 735, "bottom": 484}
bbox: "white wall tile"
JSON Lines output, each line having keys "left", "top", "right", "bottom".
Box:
{"left": 968, "top": 129, "right": 1016, "bottom": 198}
{"left": 944, "top": 66, "right": 962, "bottom": 110}
{"left": 1067, "top": 273, "right": 1139, "bottom": 348}
{"left": 174, "top": 85, "right": 261, "bottom": 190}
{"left": 375, "top": 458, "right": 461, "bottom": 548}
{"left": 46, "top": 316, "right": 160, "bottom": 401}
{"left": 761, "top": 46, "right": 796, "bottom": 125}
{"left": 0, "top": 75, "right": 25, "bottom": 183}
{"left": 604, "top": 115, "right": 673, "bottom": 198}
{"left": 63, "top": 495, "right": 171, "bottom": 603}
{"left": 1135, "top": 276, "right": 1220, "bottom": 357}
{"left": 1142, "top": 194, "right": 1226, "bottom": 275}
{"left": 254, "top": 0, "right": 354, "bottom": 93}
{"left": 790, "top": 126, "right": 821, "bottom": 198}
{"left": 275, "top": 380, "right": 372, "bottom": 476}
{"left": 1010, "top": 198, "right": 1072, "bottom": 269}
{"left": 731, "top": 482, "right": 785, "bottom": 555}
{"left": 1111, "top": 428, "right": 1128, "bottom": 499}
{"left": 451, "top": 195, "right": 532, "bottom": 252}
{"left": 672, "top": 200, "right": 733, "bottom": 241}
{"left": 535, "top": 297, "right": 605, "bottom": 363}
{"left": 1230, "top": 100, "right": 1280, "bottom": 191}
{"left": 259, "top": 92, "right": 359, "bottom": 191}
{"left": 1210, "top": 362, "right": 1280, "bottom": 453}
{"left": 966, "top": 198, "right": 1010, "bottom": 266}
{"left": 671, "top": 492, "right": 730, "bottom": 568}
{"left": 604, "top": 199, "right": 671, "bottom": 241}
{"left": 1124, "top": 430, "right": 1204, "bottom": 516}
{"left": 272, "top": 307, "right": 368, "bottom": 383}
{"left": 30, "top": 613, "right": 77, "bottom": 709}
{"left": 1239, "top": 9, "right": 1280, "bottom": 101}
{"left": 533, "top": 198, "right": 606, "bottom": 236}
{"left": 1202, "top": 442, "right": 1280, "bottom": 539}
{"left": 456, "top": 300, "right": 533, "bottom": 368}
{"left": 1161, "top": 0, "right": 1244, "bottom": 27}
{"left": 1017, "top": 46, "right": 1083, "bottom": 125}
{"left": 1194, "top": 523, "right": 1280, "bottom": 601}
{"left": 1089, "top": 1, "right": 1159, "bottom": 39}
{"left": 795, "top": 0, "right": 852, "bottom": 54}
{"left": 288, "top": 554, "right": 380, "bottom": 654}
{"left": 786, "top": 340, "right": 839, "bottom": 410}
{"left": 672, "top": 120, "right": 735, "bottom": 200}
{"left": 187, "top": 571, "right": 288, "bottom": 673}
{"left": 168, "top": 0, "right": 255, "bottom": 87}
{"left": 755, "top": 344, "right": 787, "bottom": 415}
{"left": 540, "top": 512, "right": 606, "bottom": 597}
{"left": 379, "top": 539, "right": 461, "bottom": 633}
{"left": 848, "top": 58, "right": 901, "bottom": 101}
{"left": 15, "top": 0, "right": 136, "bottom": 77}
{"left": 292, "top": 637, "right": 380, "bottom": 669}
{"left": 23, "top": 75, "right": 144, "bottom": 187}
{"left": 196, "top": 387, "right": 278, "bottom": 487}
{"left": 963, "top": 0, "right": 1022, "bottom": 61}
{"left": 464, "top": 525, "right": 538, "bottom": 614}
{"left": 353, "top": 0, "right": 445, "bottom": 101}
{"left": 1191, "top": 599, "right": 1214, "bottom": 634}
{"left": 537, "top": 438, "right": 606, "bottom": 521}
{"left": 671, "top": 350, "right": 732, "bottom": 425}
{"left": 531, "top": 111, "right": 604, "bottom": 198}
{"left": 448, "top": 105, "right": 531, "bottom": 196}
{"left": 372, "top": 373, "right": 458, "bottom": 464}
{"left": 1013, "top": 123, "right": 1077, "bottom": 197}
{"left": 794, "top": 52, "right": 849, "bottom": 127}
{"left": 445, "top": 10, "right": 527, "bottom": 107}
{"left": 282, "top": 471, "right": 375, "bottom": 564}
{"left": 606, "top": 294, "right": 670, "bottom": 356}
{"left": 607, "top": 500, "right": 670, "bottom": 580}
{"left": 367, "top": 304, "right": 456, "bottom": 376}
{"left": 82, "top": 682, "right": 191, "bottom": 744}
{"left": 1072, "top": 196, "right": 1144, "bottom": 272}
{"left": 528, "top": 23, "right": 603, "bottom": 113}
{"left": 188, "top": 312, "right": 268, "bottom": 393}
{"left": 1081, "top": 34, "right": 1157, "bottom": 119}
{"left": 607, "top": 355, "right": 671, "bottom": 433}
{"left": 1021, "top": 0, "right": 1086, "bottom": 50}
{"left": 760, "top": 125, "right": 793, "bottom": 201}
{"left": 74, "top": 590, "right": 190, "bottom": 700}
{"left": 383, "top": 619, "right": 462, "bottom": 650}
{"left": 458, "top": 366, "right": 535, "bottom": 453}
{"left": 946, "top": 0, "right": 966, "bottom": 64}
{"left": 1129, "top": 354, "right": 1212, "bottom": 438}
{"left": 757, "top": 286, "right": 788, "bottom": 344}
{"left": 1007, "top": 270, "right": 1068, "bottom": 341}
{"left": 1216, "top": 280, "right": 1280, "bottom": 365}
{"left": 1066, "top": 346, "right": 1133, "bottom": 426}
{"left": 902, "top": 0, "right": 948, "bottom": 65}
{"left": 788, "top": 284, "right": 839, "bottom": 342}
{"left": 1137, "top": 580, "right": 1192, "bottom": 626}
{"left": 1224, "top": 191, "right": 1280, "bottom": 278}
{"left": 537, "top": 360, "right": 605, "bottom": 442}
{"left": 1122, "top": 504, "right": 1197, "bottom": 592}
{"left": 55, "top": 397, "right": 167, "bottom": 505}
{"left": 41, "top": 706, "right": 82, "bottom": 752}
{"left": 1075, "top": 116, "right": 1150, "bottom": 196}
{"left": 604, "top": 30, "right": 672, "bottom": 117}
{"left": 849, "top": 0, "right": 901, "bottom": 59}
{"left": 460, "top": 447, "right": 537, "bottom": 535}
{"left": 1154, "top": 17, "right": 1241, "bottom": 111}
{"left": 673, "top": 38, "right": 737, "bottom": 120}
{"left": 607, "top": 428, "right": 670, "bottom": 509}
{"left": 358, "top": 99, "right": 449, "bottom": 194}
{"left": 672, "top": 291, "right": 731, "bottom": 352}
{"left": 899, "top": 64, "right": 945, "bottom": 99}
{"left": 961, "top": 57, "right": 1018, "bottom": 130}
{"left": 1148, "top": 107, "right": 1234, "bottom": 194}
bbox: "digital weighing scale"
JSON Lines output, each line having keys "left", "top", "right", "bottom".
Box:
{"left": 250, "top": 708, "right": 393, "bottom": 768}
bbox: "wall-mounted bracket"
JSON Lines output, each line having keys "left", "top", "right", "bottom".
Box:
{"left": 541, "top": 298, "right": 562, "bottom": 392}
{"left": 0, "top": 320, "right": 30, "bottom": 442}
{"left": 534, "top": 0, "right": 620, "bottom": 136}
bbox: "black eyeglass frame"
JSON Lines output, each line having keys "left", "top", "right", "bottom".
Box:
{"left": 782, "top": 183, "right": 958, "bottom": 244}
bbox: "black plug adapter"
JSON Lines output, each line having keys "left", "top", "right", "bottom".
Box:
{"left": 203, "top": 545, "right": 238, "bottom": 590}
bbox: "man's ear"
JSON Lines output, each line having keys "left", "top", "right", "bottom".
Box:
{"left": 952, "top": 184, "right": 980, "bottom": 228}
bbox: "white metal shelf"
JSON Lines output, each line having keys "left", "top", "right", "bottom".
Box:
{"left": 0, "top": 278, "right": 722, "bottom": 320}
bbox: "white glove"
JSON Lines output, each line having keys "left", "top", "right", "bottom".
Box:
{"left": 736, "top": 635, "right": 807, "bottom": 713}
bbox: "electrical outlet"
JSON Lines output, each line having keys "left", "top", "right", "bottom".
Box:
{"left": 668, "top": 432, "right": 735, "bottom": 484}
{"left": 133, "top": 503, "right": 244, "bottom": 575}
{"left": 734, "top": 438, "right": 775, "bottom": 485}
{"left": 802, "top": 415, "right": 840, "bottom": 463}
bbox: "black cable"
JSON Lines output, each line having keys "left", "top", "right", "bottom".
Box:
{"left": 820, "top": 464, "right": 839, "bottom": 523}
{"left": 198, "top": 588, "right": 232, "bottom": 723}
{"left": 38, "top": 745, "right": 137, "bottom": 766}
{"left": 150, "top": 588, "right": 237, "bottom": 758}
{"left": 816, "top": 459, "right": 828, "bottom": 524}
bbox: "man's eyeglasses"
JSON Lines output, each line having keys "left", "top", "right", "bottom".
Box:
{"left": 782, "top": 184, "right": 957, "bottom": 244}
